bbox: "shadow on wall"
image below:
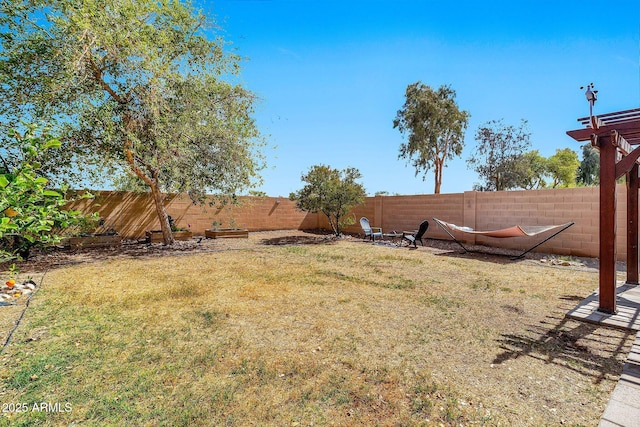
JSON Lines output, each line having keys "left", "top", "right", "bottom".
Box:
{"left": 66, "top": 191, "right": 319, "bottom": 239}
{"left": 64, "top": 187, "right": 602, "bottom": 259}
{"left": 67, "top": 191, "right": 162, "bottom": 238}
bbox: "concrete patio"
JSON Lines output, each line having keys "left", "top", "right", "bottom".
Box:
{"left": 566, "top": 283, "right": 640, "bottom": 427}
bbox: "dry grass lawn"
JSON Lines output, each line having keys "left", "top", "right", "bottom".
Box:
{"left": 0, "top": 231, "right": 635, "bottom": 426}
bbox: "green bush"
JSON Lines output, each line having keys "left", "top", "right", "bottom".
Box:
{"left": 0, "top": 125, "right": 95, "bottom": 261}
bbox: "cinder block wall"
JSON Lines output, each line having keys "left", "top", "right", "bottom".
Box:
{"left": 66, "top": 192, "right": 318, "bottom": 239}
{"left": 469, "top": 185, "right": 627, "bottom": 259}
{"left": 343, "top": 185, "right": 629, "bottom": 260}
{"left": 471, "top": 187, "right": 598, "bottom": 257}
{"left": 339, "top": 193, "right": 465, "bottom": 238}
{"left": 67, "top": 185, "right": 634, "bottom": 260}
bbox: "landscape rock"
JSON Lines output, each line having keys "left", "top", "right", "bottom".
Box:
{"left": 0, "top": 280, "right": 36, "bottom": 301}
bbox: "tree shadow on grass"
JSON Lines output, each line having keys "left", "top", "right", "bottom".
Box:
{"left": 12, "top": 231, "right": 345, "bottom": 274}
{"left": 493, "top": 300, "right": 636, "bottom": 384}
{"left": 418, "top": 237, "right": 530, "bottom": 264}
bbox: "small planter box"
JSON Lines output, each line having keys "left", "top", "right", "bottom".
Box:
{"left": 67, "top": 234, "right": 122, "bottom": 248}
{"left": 145, "top": 230, "right": 193, "bottom": 243}
{"left": 205, "top": 228, "right": 249, "bottom": 239}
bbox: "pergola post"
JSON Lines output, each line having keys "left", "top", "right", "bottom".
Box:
{"left": 597, "top": 133, "right": 617, "bottom": 314}
{"left": 627, "top": 163, "right": 639, "bottom": 285}
{"left": 567, "top": 108, "right": 640, "bottom": 315}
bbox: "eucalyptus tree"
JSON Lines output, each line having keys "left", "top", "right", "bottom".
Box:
{"left": 393, "top": 82, "right": 470, "bottom": 194}
{"left": 516, "top": 150, "right": 548, "bottom": 190}
{"left": 467, "top": 119, "right": 531, "bottom": 191}
{"left": 576, "top": 143, "right": 599, "bottom": 186}
{"left": 0, "top": 0, "right": 265, "bottom": 245}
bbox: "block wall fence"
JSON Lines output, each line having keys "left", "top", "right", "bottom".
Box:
{"left": 68, "top": 185, "right": 631, "bottom": 260}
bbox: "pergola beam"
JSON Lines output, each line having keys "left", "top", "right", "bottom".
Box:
{"left": 614, "top": 134, "right": 640, "bottom": 178}
{"left": 580, "top": 130, "right": 640, "bottom": 178}
{"left": 566, "top": 119, "right": 640, "bottom": 144}
{"left": 568, "top": 109, "right": 640, "bottom": 315}
{"left": 579, "top": 107, "right": 640, "bottom": 125}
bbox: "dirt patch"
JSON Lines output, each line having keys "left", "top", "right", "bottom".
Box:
{"left": 6, "top": 230, "right": 328, "bottom": 273}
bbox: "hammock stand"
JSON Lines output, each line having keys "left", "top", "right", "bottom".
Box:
{"left": 433, "top": 218, "right": 575, "bottom": 260}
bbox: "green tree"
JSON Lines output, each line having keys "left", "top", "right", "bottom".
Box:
{"left": 0, "top": 126, "right": 92, "bottom": 262}
{"left": 289, "top": 165, "right": 366, "bottom": 236}
{"left": 393, "top": 82, "right": 470, "bottom": 194}
{"left": 515, "top": 150, "right": 548, "bottom": 189}
{"left": 546, "top": 148, "right": 580, "bottom": 188}
{"left": 374, "top": 191, "right": 400, "bottom": 196}
{"left": 0, "top": 0, "right": 264, "bottom": 245}
{"left": 576, "top": 143, "right": 599, "bottom": 186}
{"left": 467, "top": 119, "right": 531, "bottom": 191}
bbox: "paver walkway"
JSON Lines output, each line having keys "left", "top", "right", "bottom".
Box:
{"left": 566, "top": 283, "right": 640, "bottom": 427}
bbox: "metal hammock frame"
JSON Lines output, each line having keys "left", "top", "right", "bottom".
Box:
{"left": 433, "top": 218, "right": 575, "bottom": 260}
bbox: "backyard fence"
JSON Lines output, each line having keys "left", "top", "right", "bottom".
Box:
{"left": 66, "top": 185, "right": 627, "bottom": 260}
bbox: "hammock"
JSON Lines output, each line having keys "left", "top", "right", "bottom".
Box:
{"left": 433, "top": 218, "right": 575, "bottom": 259}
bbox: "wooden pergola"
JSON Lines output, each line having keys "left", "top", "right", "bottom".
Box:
{"left": 567, "top": 107, "right": 640, "bottom": 314}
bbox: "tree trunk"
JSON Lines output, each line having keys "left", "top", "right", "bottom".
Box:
{"left": 122, "top": 139, "right": 174, "bottom": 245}
{"left": 324, "top": 211, "right": 339, "bottom": 236}
{"left": 150, "top": 182, "right": 175, "bottom": 245}
{"left": 434, "top": 159, "right": 443, "bottom": 194}
{"left": 334, "top": 214, "right": 341, "bottom": 236}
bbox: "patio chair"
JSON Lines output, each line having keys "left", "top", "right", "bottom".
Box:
{"left": 402, "top": 220, "right": 429, "bottom": 248}
{"left": 360, "top": 217, "right": 383, "bottom": 242}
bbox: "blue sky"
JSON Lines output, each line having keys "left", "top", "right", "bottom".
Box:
{"left": 205, "top": 0, "right": 640, "bottom": 197}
